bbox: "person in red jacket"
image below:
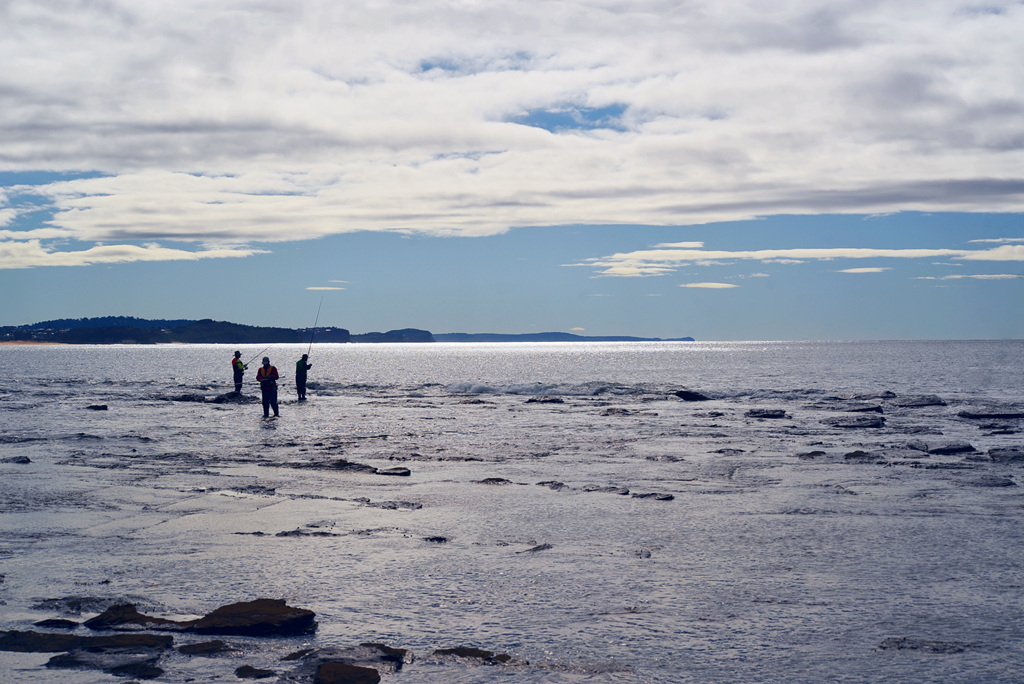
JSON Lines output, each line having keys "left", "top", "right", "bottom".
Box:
{"left": 255, "top": 357, "right": 279, "bottom": 418}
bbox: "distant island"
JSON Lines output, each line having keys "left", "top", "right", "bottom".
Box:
{"left": 0, "top": 317, "right": 694, "bottom": 345}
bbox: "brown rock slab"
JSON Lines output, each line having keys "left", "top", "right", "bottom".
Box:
{"left": 191, "top": 599, "right": 316, "bottom": 637}
{"left": 314, "top": 661, "right": 381, "bottom": 684}
{"left": 0, "top": 630, "right": 173, "bottom": 653}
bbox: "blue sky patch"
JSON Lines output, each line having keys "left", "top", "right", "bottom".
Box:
{"left": 510, "top": 104, "right": 629, "bottom": 133}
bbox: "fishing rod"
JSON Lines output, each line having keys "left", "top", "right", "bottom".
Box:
{"left": 243, "top": 346, "right": 272, "bottom": 368}
{"left": 306, "top": 295, "right": 324, "bottom": 357}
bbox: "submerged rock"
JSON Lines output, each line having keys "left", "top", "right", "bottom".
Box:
{"left": 989, "top": 448, "right": 1024, "bottom": 463}
{"left": 85, "top": 404, "right": 108, "bottom": 411}
{"left": 477, "top": 477, "right": 513, "bottom": 485}
{"left": 890, "top": 395, "right": 947, "bottom": 408}
{"left": 823, "top": 415, "right": 885, "bottom": 429}
{"left": 433, "top": 647, "right": 513, "bottom": 663}
{"left": 518, "top": 543, "right": 553, "bottom": 553}
{"left": 878, "top": 637, "right": 968, "bottom": 653}
{"left": 526, "top": 396, "right": 564, "bottom": 404}
{"left": 964, "top": 475, "right": 1016, "bottom": 488}
{"left": 279, "top": 643, "right": 409, "bottom": 682}
{"left": 210, "top": 391, "right": 259, "bottom": 404}
{"left": 376, "top": 466, "right": 411, "bottom": 477}
{"left": 581, "top": 484, "right": 630, "bottom": 495}
{"left": 746, "top": 409, "right": 788, "bottom": 419}
{"left": 47, "top": 648, "right": 165, "bottom": 679}
{"left": 631, "top": 492, "right": 675, "bottom": 501}
{"left": 959, "top": 410, "right": 1024, "bottom": 420}
{"left": 178, "top": 639, "right": 234, "bottom": 656}
{"left": 84, "top": 603, "right": 185, "bottom": 631}
{"left": 236, "top": 664, "right": 276, "bottom": 679}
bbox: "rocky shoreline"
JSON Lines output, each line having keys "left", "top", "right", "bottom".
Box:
{"left": 1, "top": 599, "right": 526, "bottom": 682}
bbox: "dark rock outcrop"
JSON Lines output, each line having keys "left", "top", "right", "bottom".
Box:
{"left": 76, "top": 599, "right": 315, "bottom": 638}
{"left": 314, "top": 661, "right": 381, "bottom": 684}
{"left": 674, "top": 390, "right": 711, "bottom": 402}
{"left": 33, "top": 619, "right": 78, "bottom": 630}
{"left": 927, "top": 441, "right": 976, "bottom": 455}
{"left": 2, "top": 455, "right": 32, "bottom": 464}
{"left": 191, "top": 599, "right": 316, "bottom": 637}
{"left": 85, "top": 404, "right": 108, "bottom": 411}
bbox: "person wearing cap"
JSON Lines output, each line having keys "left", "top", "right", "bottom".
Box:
{"left": 232, "top": 351, "right": 247, "bottom": 393}
{"left": 295, "top": 354, "right": 312, "bottom": 401}
{"left": 255, "top": 357, "right": 280, "bottom": 417}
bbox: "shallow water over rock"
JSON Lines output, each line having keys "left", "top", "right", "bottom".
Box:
{"left": 1, "top": 341, "right": 1023, "bottom": 682}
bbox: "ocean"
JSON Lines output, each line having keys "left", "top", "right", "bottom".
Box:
{"left": 1, "top": 340, "right": 1023, "bottom": 682}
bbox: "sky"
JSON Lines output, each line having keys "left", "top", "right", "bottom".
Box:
{"left": 1, "top": 0, "right": 1022, "bottom": 340}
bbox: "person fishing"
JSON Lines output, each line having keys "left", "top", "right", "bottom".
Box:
{"left": 295, "top": 353, "right": 312, "bottom": 401}
{"left": 256, "top": 357, "right": 280, "bottom": 417}
{"left": 231, "top": 351, "right": 247, "bottom": 393}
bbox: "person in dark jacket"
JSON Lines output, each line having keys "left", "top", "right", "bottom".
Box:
{"left": 232, "top": 351, "right": 246, "bottom": 393}
{"left": 295, "top": 354, "right": 312, "bottom": 401}
{"left": 256, "top": 357, "right": 279, "bottom": 417}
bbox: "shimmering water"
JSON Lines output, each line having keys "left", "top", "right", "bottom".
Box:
{"left": 1, "top": 341, "right": 1022, "bottom": 682}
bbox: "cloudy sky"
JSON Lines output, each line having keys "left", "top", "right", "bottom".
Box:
{"left": 1, "top": 0, "right": 1022, "bottom": 339}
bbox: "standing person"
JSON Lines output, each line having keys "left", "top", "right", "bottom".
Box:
{"left": 256, "top": 357, "right": 279, "bottom": 417}
{"left": 295, "top": 354, "right": 312, "bottom": 401}
{"left": 232, "top": 351, "right": 247, "bottom": 393}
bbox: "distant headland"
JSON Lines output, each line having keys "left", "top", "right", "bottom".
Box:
{"left": 0, "top": 317, "right": 694, "bottom": 345}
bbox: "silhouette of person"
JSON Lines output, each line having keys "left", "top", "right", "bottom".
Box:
{"left": 232, "top": 351, "right": 247, "bottom": 393}
{"left": 256, "top": 357, "right": 279, "bottom": 417}
{"left": 295, "top": 354, "right": 312, "bottom": 401}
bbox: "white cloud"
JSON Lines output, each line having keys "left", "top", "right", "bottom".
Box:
{"left": 968, "top": 237, "right": 1024, "bottom": 243}
{"left": 0, "top": 239, "right": 266, "bottom": 269}
{"left": 571, "top": 327, "right": 586, "bottom": 331}
{"left": 681, "top": 282, "right": 739, "bottom": 289}
{"left": 306, "top": 286, "right": 345, "bottom": 290}
{"left": 578, "top": 243, "right": 1024, "bottom": 276}
{"left": 916, "top": 274, "right": 1024, "bottom": 280}
{"left": 1, "top": 0, "right": 1023, "bottom": 267}
{"left": 838, "top": 267, "right": 891, "bottom": 273}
